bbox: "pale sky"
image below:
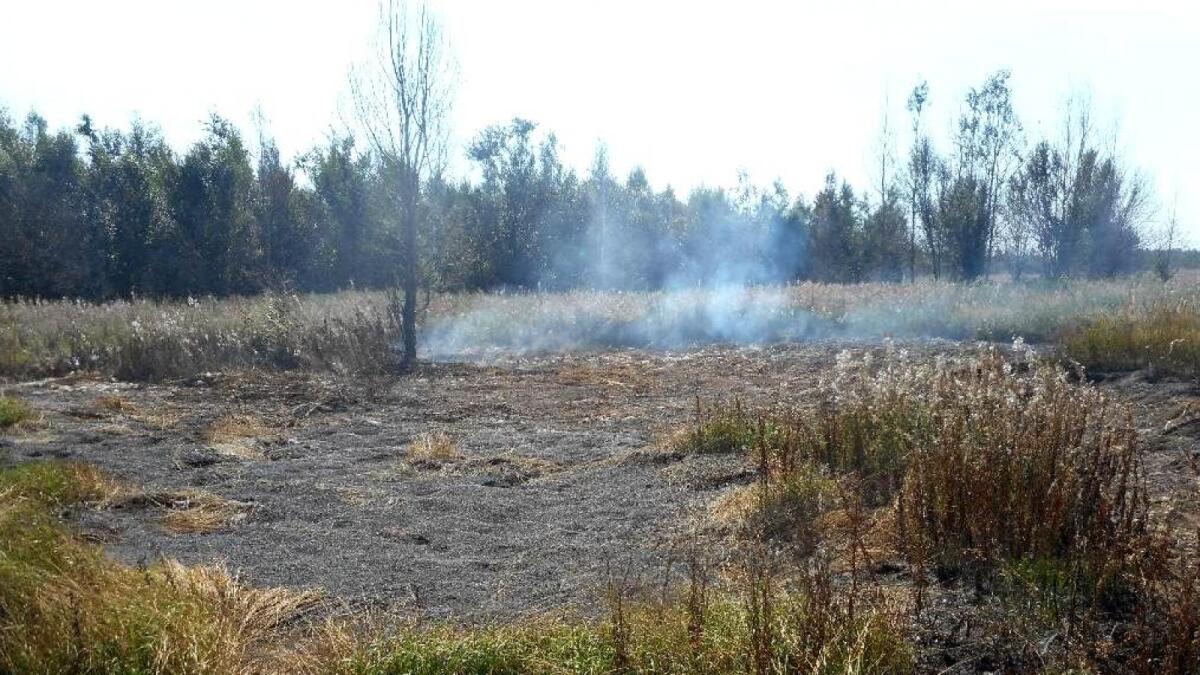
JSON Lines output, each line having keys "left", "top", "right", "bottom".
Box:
{"left": 2, "top": 0, "right": 1197, "bottom": 243}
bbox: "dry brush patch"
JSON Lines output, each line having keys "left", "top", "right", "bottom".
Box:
{"left": 0, "top": 469, "right": 322, "bottom": 674}
{"left": 201, "top": 412, "right": 279, "bottom": 460}
{"left": 150, "top": 489, "right": 256, "bottom": 535}
{"left": 691, "top": 344, "right": 1198, "bottom": 671}
{"left": 403, "top": 431, "right": 464, "bottom": 469}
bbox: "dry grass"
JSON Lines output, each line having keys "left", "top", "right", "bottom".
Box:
{"left": 132, "top": 405, "right": 186, "bottom": 431}
{"left": 717, "top": 344, "right": 1146, "bottom": 568}
{"left": 1063, "top": 301, "right": 1200, "bottom": 378}
{"left": 0, "top": 289, "right": 401, "bottom": 381}
{"left": 4, "top": 273, "right": 1199, "bottom": 382}
{"left": 204, "top": 413, "right": 273, "bottom": 442}
{"left": 94, "top": 393, "right": 139, "bottom": 415}
{"left": 557, "top": 362, "right": 655, "bottom": 393}
{"left": 150, "top": 489, "right": 255, "bottom": 534}
{"left": 1, "top": 492, "right": 320, "bottom": 674}
{"left": 695, "top": 344, "right": 1199, "bottom": 671}
{"left": 405, "top": 431, "right": 463, "bottom": 465}
{"left": 78, "top": 394, "right": 187, "bottom": 432}
{"left": 0, "top": 394, "right": 36, "bottom": 429}
{"left": 201, "top": 412, "right": 276, "bottom": 460}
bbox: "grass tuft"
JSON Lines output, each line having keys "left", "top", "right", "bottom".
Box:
{"left": 669, "top": 398, "right": 767, "bottom": 455}
{"left": 0, "top": 395, "right": 35, "bottom": 429}
{"left": 152, "top": 490, "right": 255, "bottom": 535}
{"left": 405, "top": 432, "right": 463, "bottom": 465}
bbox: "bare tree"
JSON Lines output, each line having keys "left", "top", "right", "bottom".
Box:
{"left": 1155, "top": 197, "right": 1179, "bottom": 281}
{"left": 351, "top": 0, "right": 454, "bottom": 368}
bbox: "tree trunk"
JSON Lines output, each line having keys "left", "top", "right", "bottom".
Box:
{"left": 399, "top": 181, "right": 418, "bottom": 369}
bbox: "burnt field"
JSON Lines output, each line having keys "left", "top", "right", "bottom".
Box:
{"left": 3, "top": 340, "right": 1200, "bottom": 671}
{"left": 5, "top": 345, "right": 874, "bottom": 617}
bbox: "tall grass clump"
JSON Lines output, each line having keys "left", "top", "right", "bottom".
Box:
{"left": 669, "top": 398, "right": 766, "bottom": 455}
{"left": 0, "top": 395, "right": 34, "bottom": 428}
{"left": 1063, "top": 300, "right": 1200, "bottom": 378}
{"left": 738, "top": 344, "right": 1145, "bottom": 576}
{"left": 0, "top": 462, "right": 321, "bottom": 675}
{"left": 707, "top": 344, "right": 1200, "bottom": 670}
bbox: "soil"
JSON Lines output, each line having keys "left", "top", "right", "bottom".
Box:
{"left": 2, "top": 342, "right": 1197, "bottom": 629}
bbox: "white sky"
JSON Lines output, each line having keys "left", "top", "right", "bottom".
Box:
{"left": 2, "top": 0, "right": 1197, "bottom": 243}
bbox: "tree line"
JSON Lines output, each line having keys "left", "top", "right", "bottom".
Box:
{"left": 0, "top": 70, "right": 1163, "bottom": 301}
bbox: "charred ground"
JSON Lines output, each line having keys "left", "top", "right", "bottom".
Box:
{"left": 3, "top": 342, "right": 1197, "bottom": 632}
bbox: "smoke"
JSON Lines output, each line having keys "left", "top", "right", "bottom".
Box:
{"left": 420, "top": 286, "right": 837, "bottom": 359}
{"left": 418, "top": 274, "right": 1164, "bottom": 360}
{"left": 422, "top": 171, "right": 833, "bottom": 358}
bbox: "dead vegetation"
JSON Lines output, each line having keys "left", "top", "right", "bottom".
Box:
{"left": 686, "top": 344, "right": 1199, "bottom": 671}
{"left": 149, "top": 490, "right": 256, "bottom": 534}
{"left": 199, "top": 412, "right": 278, "bottom": 460}
{"left": 402, "top": 432, "right": 563, "bottom": 486}
{"left": 0, "top": 466, "right": 321, "bottom": 674}
{"left": 404, "top": 431, "right": 463, "bottom": 466}
{"left": 4, "top": 273, "right": 1200, "bottom": 382}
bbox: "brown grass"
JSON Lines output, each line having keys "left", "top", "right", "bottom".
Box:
{"left": 150, "top": 489, "right": 255, "bottom": 534}
{"left": 692, "top": 345, "right": 1200, "bottom": 671}
{"left": 5, "top": 273, "right": 1199, "bottom": 382}
{"left": 405, "top": 431, "right": 463, "bottom": 465}
{"left": 200, "top": 412, "right": 277, "bottom": 460}
{"left": 94, "top": 393, "right": 140, "bottom": 415}
{"left": 204, "top": 412, "right": 272, "bottom": 441}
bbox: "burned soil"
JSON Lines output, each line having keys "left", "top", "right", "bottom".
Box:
{"left": 2, "top": 342, "right": 1198, "bottom": 626}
